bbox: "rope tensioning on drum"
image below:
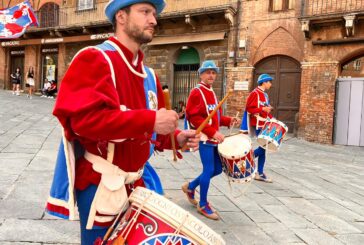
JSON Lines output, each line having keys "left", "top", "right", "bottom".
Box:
{"left": 164, "top": 213, "right": 191, "bottom": 245}
{"left": 118, "top": 192, "right": 153, "bottom": 242}
{"left": 102, "top": 188, "right": 133, "bottom": 243}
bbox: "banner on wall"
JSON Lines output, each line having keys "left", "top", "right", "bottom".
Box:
{"left": 0, "top": 0, "right": 39, "bottom": 39}
{"left": 46, "top": 65, "right": 56, "bottom": 81}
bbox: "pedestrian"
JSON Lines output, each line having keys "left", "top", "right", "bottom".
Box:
{"left": 182, "top": 60, "right": 237, "bottom": 220}
{"left": 178, "top": 100, "right": 186, "bottom": 119}
{"left": 41, "top": 78, "right": 51, "bottom": 97}
{"left": 10, "top": 67, "right": 21, "bottom": 96}
{"left": 46, "top": 80, "right": 57, "bottom": 98}
{"left": 26, "top": 66, "right": 35, "bottom": 99}
{"left": 243, "top": 73, "right": 274, "bottom": 182}
{"left": 46, "top": 1, "right": 200, "bottom": 244}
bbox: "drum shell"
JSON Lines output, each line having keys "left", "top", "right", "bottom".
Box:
{"left": 218, "top": 134, "right": 256, "bottom": 183}
{"left": 257, "top": 119, "right": 288, "bottom": 152}
{"left": 107, "top": 187, "right": 225, "bottom": 245}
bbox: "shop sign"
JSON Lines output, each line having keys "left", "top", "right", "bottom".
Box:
{"left": 10, "top": 50, "right": 25, "bottom": 55}
{"left": 234, "top": 81, "right": 249, "bottom": 91}
{"left": 90, "top": 33, "right": 114, "bottom": 40}
{"left": 1, "top": 41, "right": 20, "bottom": 47}
{"left": 42, "top": 48, "right": 59, "bottom": 53}
{"left": 41, "top": 38, "right": 64, "bottom": 44}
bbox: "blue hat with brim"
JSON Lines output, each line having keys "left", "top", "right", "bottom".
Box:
{"left": 105, "top": 0, "right": 166, "bottom": 23}
{"left": 198, "top": 60, "right": 220, "bottom": 75}
{"left": 257, "top": 73, "right": 273, "bottom": 85}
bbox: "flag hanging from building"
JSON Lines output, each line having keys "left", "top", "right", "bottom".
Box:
{"left": 0, "top": 0, "right": 38, "bottom": 39}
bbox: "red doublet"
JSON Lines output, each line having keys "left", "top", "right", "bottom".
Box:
{"left": 186, "top": 82, "right": 231, "bottom": 139}
{"left": 53, "top": 37, "right": 177, "bottom": 191}
{"left": 246, "top": 87, "right": 273, "bottom": 129}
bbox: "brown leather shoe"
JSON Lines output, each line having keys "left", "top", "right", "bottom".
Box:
{"left": 181, "top": 182, "right": 198, "bottom": 206}
{"left": 254, "top": 173, "right": 273, "bottom": 183}
{"left": 197, "top": 203, "right": 219, "bottom": 220}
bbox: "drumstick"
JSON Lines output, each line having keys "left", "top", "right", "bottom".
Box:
{"left": 181, "top": 89, "right": 233, "bottom": 151}
{"left": 163, "top": 89, "right": 178, "bottom": 161}
{"left": 229, "top": 112, "right": 239, "bottom": 136}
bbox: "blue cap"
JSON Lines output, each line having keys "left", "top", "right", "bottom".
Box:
{"left": 105, "top": 0, "right": 166, "bottom": 23}
{"left": 198, "top": 60, "right": 219, "bottom": 75}
{"left": 257, "top": 74, "right": 273, "bottom": 85}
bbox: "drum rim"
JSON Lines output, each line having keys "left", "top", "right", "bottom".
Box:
{"left": 129, "top": 187, "right": 226, "bottom": 245}
{"left": 218, "top": 133, "right": 252, "bottom": 159}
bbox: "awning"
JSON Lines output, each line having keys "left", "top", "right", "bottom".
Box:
{"left": 148, "top": 31, "right": 226, "bottom": 46}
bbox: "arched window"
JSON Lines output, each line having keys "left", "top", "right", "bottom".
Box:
{"left": 39, "top": 2, "right": 59, "bottom": 28}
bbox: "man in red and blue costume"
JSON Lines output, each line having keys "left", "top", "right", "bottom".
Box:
{"left": 182, "top": 60, "right": 237, "bottom": 220}
{"left": 45, "top": 1, "right": 199, "bottom": 244}
{"left": 241, "top": 74, "right": 273, "bottom": 182}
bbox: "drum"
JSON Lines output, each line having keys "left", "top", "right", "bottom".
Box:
{"left": 217, "top": 133, "right": 256, "bottom": 183}
{"left": 257, "top": 118, "right": 288, "bottom": 152}
{"left": 105, "top": 187, "right": 225, "bottom": 245}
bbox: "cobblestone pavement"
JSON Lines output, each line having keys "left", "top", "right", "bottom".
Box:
{"left": 0, "top": 90, "right": 363, "bottom": 244}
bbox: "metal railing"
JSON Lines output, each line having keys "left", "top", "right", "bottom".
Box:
{"left": 302, "top": 0, "right": 364, "bottom": 17}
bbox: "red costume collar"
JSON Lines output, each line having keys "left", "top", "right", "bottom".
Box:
{"left": 109, "top": 37, "right": 144, "bottom": 68}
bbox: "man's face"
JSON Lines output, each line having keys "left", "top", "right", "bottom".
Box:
{"left": 200, "top": 69, "right": 217, "bottom": 86}
{"left": 123, "top": 3, "right": 157, "bottom": 44}
{"left": 263, "top": 81, "right": 272, "bottom": 90}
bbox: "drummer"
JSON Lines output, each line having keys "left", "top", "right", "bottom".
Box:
{"left": 182, "top": 60, "right": 238, "bottom": 220}
{"left": 243, "top": 74, "right": 274, "bottom": 182}
{"left": 48, "top": 0, "right": 200, "bottom": 244}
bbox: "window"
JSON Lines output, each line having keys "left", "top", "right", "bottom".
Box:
{"left": 341, "top": 57, "right": 364, "bottom": 77}
{"left": 77, "top": 0, "right": 94, "bottom": 11}
{"left": 354, "top": 60, "right": 361, "bottom": 71}
{"left": 269, "top": 0, "right": 294, "bottom": 12}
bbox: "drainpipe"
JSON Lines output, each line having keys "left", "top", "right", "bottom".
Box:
{"left": 300, "top": 0, "right": 305, "bottom": 16}
{"left": 234, "top": 0, "right": 242, "bottom": 67}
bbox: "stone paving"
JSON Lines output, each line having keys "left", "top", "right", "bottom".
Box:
{"left": 0, "top": 90, "right": 363, "bottom": 244}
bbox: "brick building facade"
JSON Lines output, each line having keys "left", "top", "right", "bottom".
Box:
{"left": 1, "top": 0, "right": 363, "bottom": 145}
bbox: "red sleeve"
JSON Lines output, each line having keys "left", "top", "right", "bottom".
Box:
{"left": 53, "top": 48, "right": 156, "bottom": 142}
{"left": 246, "top": 91, "right": 262, "bottom": 115}
{"left": 186, "top": 88, "right": 217, "bottom": 138}
{"left": 220, "top": 109, "right": 232, "bottom": 127}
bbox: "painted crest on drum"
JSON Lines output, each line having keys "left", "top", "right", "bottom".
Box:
{"left": 141, "top": 233, "right": 194, "bottom": 245}
{"left": 148, "top": 90, "right": 158, "bottom": 110}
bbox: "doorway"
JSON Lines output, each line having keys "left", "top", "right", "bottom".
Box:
{"left": 9, "top": 49, "right": 25, "bottom": 90}
{"left": 254, "top": 55, "right": 301, "bottom": 133}
{"left": 41, "top": 52, "right": 58, "bottom": 88}
{"left": 173, "top": 46, "right": 200, "bottom": 110}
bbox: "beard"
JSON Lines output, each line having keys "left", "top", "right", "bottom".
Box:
{"left": 125, "top": 21, "right": 154, "bottom": 44}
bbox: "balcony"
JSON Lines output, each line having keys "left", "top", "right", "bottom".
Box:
{"left": 301, "top": 0, "right": 364, "bottom": 18}
{"left": 29, "top": 0, "right": 238, "bottom": 33}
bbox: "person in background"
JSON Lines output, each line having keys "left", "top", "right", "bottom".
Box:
{"left": 10, "top": 67, "right": 21, "bottom": 96}
{"left": 183, "top": 60, "right": 238, "bottom": 220}
{"left": 26, "top": 66, "right": 35, "bottom": 99}
{"left": 244, "top": 73, "right": 274, "bottom": 182}
{"left": 46, "top": 80, "right": 57, "bottom": 98}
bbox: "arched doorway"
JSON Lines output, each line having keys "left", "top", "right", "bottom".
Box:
{"left": 254, "top": 55, "right": 301, "bottom": 132}
{"left": 39, "top": 2, "right": 59, "bottom": 28}
{"left": 334, "top": 55, "right": 364, "bottom": 146}
{"left": 173, "top": 46, "right": 200, "bottom": 110}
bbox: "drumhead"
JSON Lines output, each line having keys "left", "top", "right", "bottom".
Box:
{"left": 218, "top": 133, "right": 251, "bottom": 158}
{"left": 129, "top": 187, "right": 225, "bottom": 245}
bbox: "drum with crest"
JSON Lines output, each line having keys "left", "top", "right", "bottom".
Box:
{"left": 217, "top": 133, "right": 256, "bottom": 183}
{"left": 257, "top": 118, "right": 288, "bottom": 152}
{"left": 103, "top": 187, "right": 225, "bottom": 245}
